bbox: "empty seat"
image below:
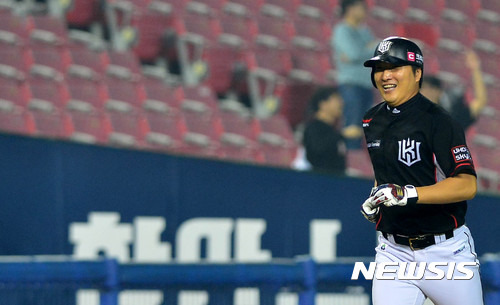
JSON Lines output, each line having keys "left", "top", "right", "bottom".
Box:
{"left": 252, "top": 36, "right": 293, "bottom": 76}
{"left": 406, "top": 0, "right": 445, "bottom": 21}
{"left": 434, "top": 47, "right": 471, "bottom": 85}
{"left": 201, "top": 0, "right": 228, "bottom": 11}
{"left": 220, "top": 3, "right": 258, "bottom": 46}
{"left": 366, "top": 9, "right": 404, "bottom": 40}
{"left": 256, "top": 4, "right": 295, "bottom": 45}
{"left": 259, "top": 143, "right": 297, "bottom": 168}
{"left": 182, "top": 85, "right": 219, "bottom": 116}
{"left": 401, "top": 22, "right": 440, "bottom": 48}
{"left": 142, "top": 75, "right": 185, "bottom": 114}
{"left": 64, "top": 0, "right": 102, "bottom": 28}
{"left": 104, "top": 76, "right": 146, "bottom": 113}
{"left": 0, "top": 43, "right": 32, "bottom": 81}
{"left": 0, "top": 109, "right": 36, "bottom": 135}
{"left": 28, "top": 15, "right": 69, "bottom": 46}
{"left": 474, "top": 17, "right": 500, "bottom": 48}
{"left": 31, "top": 110, "right": 74, "bottom": 139}
{"left": 67, "top": 44, "right": 108, "bottom": 80}
{"left": 346, "top": 149, "right": 374, "bottom": 178}
{"left": 106, "top": 50, "right": 142, "bottom": 80}
{"left": 219, "top": 110, "right": 257, "bottom": 142}
{"left": 481, "top": 0, "right": 500, "bottom": 15}
{"left": 475, "top": 114, "right": 500, "bottom": 141}
{"left": 256, "top": 114, "right": 296, "bottom": 146}
{"left": 290, "top": 38, "right": 334, "bottom": 84}
{"left": 70, "top": 110, "right": 112, "bottom": 144}
{"left": 293, "top": 5, "right": 332, "bottom": 48}
{"left": 144, "top": 111, "right": 187, "bottom": 152}
{"left": 438, "top": 11, "right": 476, "bottom": 48}
{"left": 31, "top": 44, "right": 71, "bottom": 80}
{"left": 0, "top": 77, "right": 33, "bottom": 110}
{"left": 182, "top": 2, "right": 222, "bottom": 42}
{"left": 0, "top": 14, "right": 30, "bottom": 46}
{"left": 443, "top": 0, "right": 481, "bottom": 20}
{"left": 28, "top": 76, "right": 70, "bottom": 113}
{"left": 180, "top": 110, "right": 223, "bottom": 158}
{"left": 300, "top": 0, "right": 337, "bottom": 19}
{"left": 369, "top": 0, "right": 409, "bottom": 17}
{"left": 66, "top": 75, "right": 108, "bottom": 113}
{"left": 267, "top": 0, "right": 302, "bottom": 15}
{"left": 107, "top": 110, "right": 149, "bottom": 147}
{"left": 226, "top": 0, "right": 265, "bottom": 15}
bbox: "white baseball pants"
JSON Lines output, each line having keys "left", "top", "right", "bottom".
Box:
{"left": 372, "top": 225, "right": 484, "bottom": 305}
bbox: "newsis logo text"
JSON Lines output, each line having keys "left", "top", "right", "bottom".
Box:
{"left": 351, "top": 262, "right": 478, "bottom": 280}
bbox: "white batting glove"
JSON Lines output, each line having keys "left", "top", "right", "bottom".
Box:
{"left": 372, "top": 183, "right": 418, "bottom": 207}
{"left": 360, "top": 187, "right": 380, "bottom": 223}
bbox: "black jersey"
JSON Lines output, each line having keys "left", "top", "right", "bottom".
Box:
{"left": 362, "top": 93, "right": 476, "bottom": 236}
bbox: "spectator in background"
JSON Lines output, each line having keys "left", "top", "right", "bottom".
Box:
{"left": 302, "top": 87, "right": 346, "bottom": 175}
{"left": 332, "top": 0, "right": 377, "bottom": 150}
{"left": 420, "top": 50, "right": 488, "bottom": 131}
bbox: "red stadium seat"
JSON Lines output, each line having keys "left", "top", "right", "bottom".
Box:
{"left": 27, "top": 15, "right": 69, "bottom": 46}
{"left": 290, "top": 38, "right": 335, "bottom": 85}
{"left": 0, "top": 77, "right": 31, "bottom": 110}
{"left": 31, "top": 44, "right": 71, "bottom": 80}
{"left": 181, "top": 2, "right": 222, "bottom": 42}
{"left": 474, "top": 17, "right": 500, "bottom": 49}
{"left": 28, "top": 76, "right": 70, "bottom": 113}
{"left": 293, "top": 5, "right": 332, "bottom": 48}
{"left": 0, "top": 109, "right": 36, "bottom": 136}
{"left": 220, "top": 3, "right": 258, "bottom": 46}
{"left": 142, "top": 75, "right": 185, "bottom": 114}
{"left": 346, "top": 148, "right": 374, "bottom": 178}
{"left": 256, "top": 4, "right": 296, "bottom": 45}
{"left": 69, "top": 110, "right": 112, "bottom": 144}
{"left": 401, "top": 22, "right": 440, "bottom": 49}
{"left": 267, "top": 0, "right": 302, "bottom": 15}
{"left": 0, "top": 14, "right": 30, "bottom": 46}
{"left": 65, "top": 0, "right": 102, "bottom": 28}
{"left": 107, "top": 50, "right": 142, "bottom": 80}
{"left": 144, "top": 111, "right": 187, "bottom": 153}
{"left": 438, "top": 10, "right": 476, "bottom": 48}
{"left": 0, "top": 43, "right": 33, "bottom": 81}
{"left": 406, "top": 0, "right": 445, "bottom": 21}
{"left": 368, "top": 0, "right": 409, "bottom": 17}
{"left": 226, "top": 0, "right": 265, "bottom": 15}
{"left": 300, "top": 0, "right": 338, "bottom": 19}
{"left": 180, "top": 109, "right": 223, "bottom": 158}
{"left": 481, "top": 0, "right": 500, "bottom": 15}
{"left": 182, "top": 85, "right": 219, "bottom": 115}
{"left": 67, "top": 44, "right": 108, "bottom": 80}
{"left": 256, "top": 114, "right": 296, "bottom": 146}
{"left": 443, "top": 0, "right": 481, "bottom": 20}
{"left": 66, "top": 75, "right": 108, "bottom": 113}
{"left": 31, "top": 110, "right": 74, "bottom": 139}
{"left": 107, "top": 110, "right": 150, "bottom": 148}
{"left": 104, "top": 76, "right": 146, "bottom": 113}
{"left": 366, "top": 9, "right": 404, "bottom": 40}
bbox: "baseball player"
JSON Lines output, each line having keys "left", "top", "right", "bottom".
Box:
{"left": 360, "top": 36, "right": 483, "bottom": 305}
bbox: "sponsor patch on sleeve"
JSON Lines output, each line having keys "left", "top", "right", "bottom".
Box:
{"left": 451, "top": 145, "right": 472, "bottom": 163}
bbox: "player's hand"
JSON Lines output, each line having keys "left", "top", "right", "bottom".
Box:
{"left": 372, "top": 183, "right": 418, "bottom": 207}
{"left": 360, "top": 186, "right": 380, "bottom": 223}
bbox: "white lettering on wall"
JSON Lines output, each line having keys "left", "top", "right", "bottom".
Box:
{"left": 310, "top": 219, "right": 342, "bottom": 262}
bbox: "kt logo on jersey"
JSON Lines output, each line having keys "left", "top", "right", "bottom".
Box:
{"left": 398, "top": 138, "right": 421, "bottom": 166}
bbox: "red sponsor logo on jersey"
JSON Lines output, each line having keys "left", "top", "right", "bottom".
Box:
{"left": 451, "top": 145, "right": 472, "bottom": 163}
{"left": 362, "top": 118, "right": 372, "bottom": 127}
{"left": 407, "top": 52, "right": 415, "bottom": 62}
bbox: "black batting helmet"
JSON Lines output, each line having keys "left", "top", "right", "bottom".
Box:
{"left": 364, "top": 36, "right": 424, "bottom": 88}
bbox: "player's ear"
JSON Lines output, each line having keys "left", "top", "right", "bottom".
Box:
{"left": 415, "top": 68, "right": 422, "bottom": 84}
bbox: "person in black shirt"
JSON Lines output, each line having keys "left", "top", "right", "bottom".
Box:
{"left": 302, "top": 87, "right": 346, "bottom": 174}
{"left": 360, "top": 37, "right": 483, "bottom": 305}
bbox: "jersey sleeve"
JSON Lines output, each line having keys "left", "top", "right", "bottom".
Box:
{"left": 432, "top": 112, "right": 476, "bottom": 178}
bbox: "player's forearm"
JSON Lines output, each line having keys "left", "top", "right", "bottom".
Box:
{"left": 469, "top": 67, "right": 487, "bottom": 117}
{"left": 415, "top": 174, "right": 477, "bottom": 204}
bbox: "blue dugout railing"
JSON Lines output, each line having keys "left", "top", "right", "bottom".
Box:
{"left": 0, "top": 257, "right": 500, "bottom": 305}
{"left": 0, "top": 256, "right": 498, "bottom": 305}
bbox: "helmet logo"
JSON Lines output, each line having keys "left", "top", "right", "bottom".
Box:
{"left": 378, "top": 41, "right": 392, "bottom": 53}
{"left": 407, "top": 52, "right": 415, "bottom": 62}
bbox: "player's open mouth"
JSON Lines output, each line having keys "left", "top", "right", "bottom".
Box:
{"left": 382, "top": 84, "right": 397, "bottom": 92}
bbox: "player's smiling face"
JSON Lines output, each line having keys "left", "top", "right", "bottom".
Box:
{"left": 373, "top": 62, "right": 421, "bottom": 107}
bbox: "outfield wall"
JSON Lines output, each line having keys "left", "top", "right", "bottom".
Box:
{"left": 0, "top": 133, "right": 498, "bottom": 261}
